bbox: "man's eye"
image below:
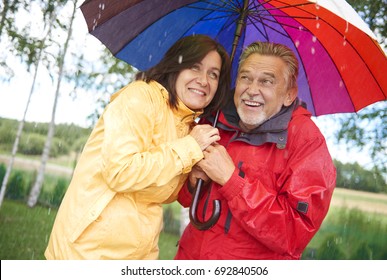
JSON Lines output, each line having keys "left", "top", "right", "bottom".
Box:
{"left": 262, "top": 79, "right": 274, "bottom": 85}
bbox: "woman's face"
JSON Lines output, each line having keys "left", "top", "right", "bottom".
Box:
{"left": 175, "top": 50, "right": 222, "bottom": 111}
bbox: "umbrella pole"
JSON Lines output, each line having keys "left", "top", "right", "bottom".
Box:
{"left": 231, "top": 0, "right": 249, "bottom": 61}
{"left": 189, "top": 0, "right": 249, "bottom": 230}
{"left": 189, "top": 111, "right": 221, "bottom": 230}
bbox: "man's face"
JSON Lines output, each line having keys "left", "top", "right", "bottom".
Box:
{"left": 234, "top": 53, "right": 295, "bottom": 132}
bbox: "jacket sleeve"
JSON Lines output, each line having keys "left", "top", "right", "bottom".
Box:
{"left": 175, "top": 181, "right": 194, "bottom": 207}
{"left": 218, "top": 118, "right": 336, "bottom": 258}
{"left": 100, "top": 83, "right": 203, "bottom": 193}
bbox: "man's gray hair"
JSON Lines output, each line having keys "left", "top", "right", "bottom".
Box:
{"left": 239, "top": 41, "right": 299, "bottom": 90}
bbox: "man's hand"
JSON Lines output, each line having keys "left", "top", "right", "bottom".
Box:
{"left": 197, "top": 143, "right": 235, "bottom": 186}
{"left": 188, "top": 165, "right": 210, "bottom": 188}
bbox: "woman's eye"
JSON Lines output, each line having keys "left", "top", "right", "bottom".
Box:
{"left": 191, "top": 65, "right": 200, "bottom": 71}
{"left": 209, "top": 72, "right": 219, "bottom": 79}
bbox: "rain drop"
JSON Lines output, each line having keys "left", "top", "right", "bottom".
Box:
{"left": 312, "top": 36, "right": 317, "bottom": 43}
{"left": 311, "top": 47, "right": 315, "bottom": 55}
{"left": 295, "top": 40, "right": 300, "bottom": 48}
{"left": 178, "top": 55, "right": 183, "bottom": 64}
{"left": 298, "top": 26, "right": 303, "bottom": 31}
{"left": 316, "top": 22, "right": 320, "bottom": 29}
{"left": 315, "top": 4, "right": 320, "bottom": 10}
{"left": 148, "top": 54, "right": 153, "bottom": 62}
{"left": 339, "top": 81, "right": 344, "bottom": 88}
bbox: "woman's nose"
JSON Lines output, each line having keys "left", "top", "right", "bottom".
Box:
{"left": 196, "top": 72, "right": 208, "bottom": 86}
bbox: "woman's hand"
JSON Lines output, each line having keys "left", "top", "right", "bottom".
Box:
{"left": 189, "top": 124, "right": 220, "bottom": 151}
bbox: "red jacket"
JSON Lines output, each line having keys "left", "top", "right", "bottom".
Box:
{"left": 175, "top": 100, "right": 336, "bottom": 260}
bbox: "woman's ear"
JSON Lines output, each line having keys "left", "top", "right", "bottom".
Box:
{"left": 284, "top": 86, "right": 298, "bottom": 107}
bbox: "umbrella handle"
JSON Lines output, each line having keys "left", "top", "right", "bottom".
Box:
{"left": 189, "top": 178, "right": 221, "bottom": 230}
{"left": 189, "top": 110, "right": 221, "bottom": 230}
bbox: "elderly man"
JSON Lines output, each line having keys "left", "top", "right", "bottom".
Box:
{"left": 175, "top": 41, "right": 336, "bottom": 260}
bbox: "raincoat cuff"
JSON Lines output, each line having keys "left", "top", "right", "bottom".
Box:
{"left": 178, "top": 181, "right": 193, "bottom": 207}
{"left": 171, "top": 135, "right": 203, "bottom": 174}
{"left": 218, "top": 168, "right": 244, "bottom": 200}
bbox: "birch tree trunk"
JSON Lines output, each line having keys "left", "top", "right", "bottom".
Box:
{"left": 27, "top": 1, "right": 78, "bottom": 207}
{"left": 0, "top": 9, "right": 56, "bottom": 209}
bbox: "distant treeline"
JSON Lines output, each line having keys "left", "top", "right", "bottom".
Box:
{"left": 0, "top": 117, "right": 91, "bottom": 157}
{"left": 334, "top": 160, "right": 386, "bottom": 194}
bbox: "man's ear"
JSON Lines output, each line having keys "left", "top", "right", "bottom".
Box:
{"left": 284, "top": 86, "right": 298, "bottom": 107}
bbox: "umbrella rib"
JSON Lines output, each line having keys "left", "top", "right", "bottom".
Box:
{"left": 188, "top": 0, "right": 240, "bottom": 14}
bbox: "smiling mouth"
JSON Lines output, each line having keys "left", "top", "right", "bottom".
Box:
{"left": 190, "top": 88, "right": 206, "bottom": 96}
{"left": 243, "top": 100, "right": 263, "bottom": 107}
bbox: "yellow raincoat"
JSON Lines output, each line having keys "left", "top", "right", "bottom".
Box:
{"left": 45, "top": 81, "right": 203, "bottom": 259}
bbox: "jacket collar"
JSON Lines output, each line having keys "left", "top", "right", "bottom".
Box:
{"left": 209, "top": 97, "right": 301, "bottom": 147}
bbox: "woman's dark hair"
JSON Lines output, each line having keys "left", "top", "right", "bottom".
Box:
{"left": 136, "top": 34, "right": 231, "bottom": 117}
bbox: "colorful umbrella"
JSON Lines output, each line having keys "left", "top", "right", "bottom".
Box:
{"left": 81, "top": 0, "right": 386, "bottom": 116}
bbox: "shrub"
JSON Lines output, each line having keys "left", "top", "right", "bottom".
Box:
{"left": 18, "top": 133, "right": 70, "bottom": 157}
{"left": 163, "top": 206, "right": 180, "bottom": 235}
{"left": 317, "top": 235, "right": 347, "bottom": 260}
{"left": 0, "top": 163, "right": 6, "bottom": 182}
{"left": 5, "top": 170, "right": 28, "bottom": 201}
{"left": 0, "top": 125, "right": 16, "bottom": 144}
{"left": 51, "top": 178, "right": 69, "bottom": 207}
{"left": 351, "top": 242, "right": 373, "bottom": 259}
{"left": 19, "top": 133, "right": 45, "bottom": 155}
{"left": 50, "top": 138, "right": 70, "bottom": 157}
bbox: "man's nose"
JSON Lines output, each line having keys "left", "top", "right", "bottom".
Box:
{"left": 247, "top": 81, "right": 261, "bottom": 95}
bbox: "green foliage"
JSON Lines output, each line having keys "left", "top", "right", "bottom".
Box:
{"left": 163, "top": 205, "right": 180, "bottom": 235}
{"left": 334, "top": 0, "right": 387, "bottom": 179}
{"left": 18, "top": 133, "right": 45, "bottom": 155}
{"left": 0, "top": 117, "right": 91, "bottom": 157}
{"left": 306, "top": 207, "right": 387, "bottom": 260}
{"left": 351, "top": 242, "right": 373, "bottom": 260}
{"left": 0, "top": 200, "right": 57, "bottom": 260}
{"left": 50, "top": 178, "right": 69, "bottom": 207}
{"left": 158, "top": 231, "right": 179, "bottom": 260}
{"left": 5, "top": 170, "right": 28, "bottom": 201}
{"left": 0, "top": 122, "right": 17, "bottom": 144}
{"left": 1, "top": 166, "right": 69, "bottom": 207}
{"left": 317, "top": 235, "right": 347, "bottom": 260}
{"left": 0, "top": 200, "right": 178, "bottom": 260}
{"left": 347, "top": 0, "right": 387, "bottom": 44}
{"left": 0, "top": 163, "right": 6, "bottom": 181}
{"left": 334, "top": 160, "right": 387, "bottom": 193}
{"left": 335, "top": 104, "right": 386, "bottom": 177}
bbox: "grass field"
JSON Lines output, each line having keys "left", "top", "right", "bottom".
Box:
{"left": 1, "top": 187, "right": 386, "bottom": 260}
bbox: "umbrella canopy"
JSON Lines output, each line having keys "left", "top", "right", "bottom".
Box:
{"left": 81, "top": 0, "right": 387, "bottom": 116}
